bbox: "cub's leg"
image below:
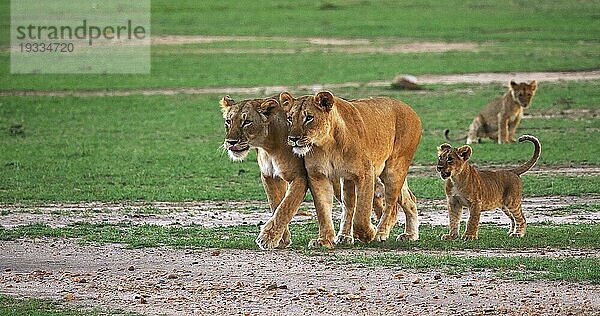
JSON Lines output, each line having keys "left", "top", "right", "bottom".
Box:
{"left": 335, "top": 179, "right": 356, "bottom": 245}
{"left": 396, "top": 179, "right": 419, "bottom": 241}
{"left": 466, "top": 116, "right": 484, "bottom": 145}
{"left": 508, "top": 203, "right": 527, "bottom": 237}
{"left": 441, "top": 197, "right": 462, "bottom": 240}
{"left": 497, "top": 113, "right": 511, "bottom": 144}
{"left": 463, "top": 204, "right": 482, "bottom": 240}
{"left": 352, "top": 169, "right": 377, "bottom": 243}
{"left": 307, "top": 172, "right": 336, "bottom": 248}
{"left": 507, "top": 115, "right": 522, "bottom": 143}
{"left": 501, "top": 206, "right": 517, "bottom": 235}
{"left": 256, "top": 175, "right": 307, "bottom": 250}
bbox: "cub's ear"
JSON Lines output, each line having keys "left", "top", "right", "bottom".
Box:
{"left": 510, "top": 80, "right": 518, "bottom": 90}
{"left": 437, "top": 143, "right": 452, "bottom": 155}
{"left": 456, "top": 145, "right": 472, "bottom": 161}
{"left": 279, "top": 91, "right": 294, "bottom": 111}
{"left": 530, "top": 80, "right": 538, "bottom": 90}
{"left": 314, "top": 91, "right": 335, "bottom": 112}
{"left": 258, "top": 99, "right": 279, "bottom": 118}
{"left": 219, "top": 95, "right": 234, "bottom": 112}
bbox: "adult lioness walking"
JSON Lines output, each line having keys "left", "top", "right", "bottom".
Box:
{"left": 282, "top": 91, "right": 421, "bottom": 247}
{"left": 220, "top": 96, "right": 308, "bottom": 250}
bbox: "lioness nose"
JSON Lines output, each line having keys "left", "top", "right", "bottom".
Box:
{"left": 226, "top": 139, "right": 239, "bottom": 146}
{"left": 288, "top": 136, "right": 300, "bottom": 143}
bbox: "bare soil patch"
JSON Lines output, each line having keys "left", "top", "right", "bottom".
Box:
{"left": 1, "top": 238, "right": 599, "bottom": 316}
{"left": 2, "top": 70, "right": 600, "bottom": 98}
{"left": 1, "top": 194, "right": 598, "bottom": 229}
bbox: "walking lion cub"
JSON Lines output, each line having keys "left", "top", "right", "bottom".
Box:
{"left": 436, "top": 135, "right": 541, "bottom": 240}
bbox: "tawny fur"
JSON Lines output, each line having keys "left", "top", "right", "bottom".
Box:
{"left": 445, "top": 80, "right": 538, "bottom": 144}
{"left": 436, "top": 135, "right": 541, "bottom": 240}
{"left": 282, "top": 91, "right": 421, "bottom": 248}
{"left": 220, "top": 96, "right": 308, "bottom": 250}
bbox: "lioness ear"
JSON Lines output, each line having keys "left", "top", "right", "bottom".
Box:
{"left": 219, "top": 95, "right": 234, "bottom": 112}
{"left": 509, "top": 80, "right": 518, "bottom": 90}
{"left": 314, "top": 91, "right": 335, "bottom": 112}
{"left": 258, "top": 99, "right": 279, "bottom": 118}
{"left": 530, "top": 80, "right": 538, "bottom": 90}
{"left": 456, "top": 145, "right": 472, "bottom": 161}
{"left": 437, "top": 143, "right": 452, "bottom": 155}
{"left": 279, "top": 91, "right": 294, "bottom": 111}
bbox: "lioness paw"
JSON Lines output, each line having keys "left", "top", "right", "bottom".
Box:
{"left": 255, "top": 221, "right": 288, "bottom": 250}
{"left": 334, "top": 234, "right": 354, "bottom": 245}
{"left": 396, "top": 233, "right": 418, "bottom": 241}
{"left": 441, "top": 233, "right": 458, "bottom": 241}
{"left": 308, "top": 238, "right": 335, "bottom": 249}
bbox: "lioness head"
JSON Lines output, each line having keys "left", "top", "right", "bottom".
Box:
{"left": 281, "top": 91, "right": 334, "bottom": 156}
{"left": 436, "top": 143, "right": 473, "bottom": 180}
{"left": 219, "top": 96, "right": 279, "bottom": 161}
{"left": 510, "top": 80, "right": 538, "bottom": 107}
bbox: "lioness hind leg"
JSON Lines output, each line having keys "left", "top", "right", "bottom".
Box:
{"left": 466, "top": 116, "right": 484, "bottom": 145}
{"left": 396, "top": 179, "right": 419, "bottom": 241}
{"left": 335, "top": 179, "right": 356, "bottom": 245}
{"left": 373, "top": 178, "right": 385, "bottom": 221}
{"left": 376, "top": 162, "right": 411, "bottom": 242}
{"left": 508, "top": 204, "right": 526, "bottom": 237}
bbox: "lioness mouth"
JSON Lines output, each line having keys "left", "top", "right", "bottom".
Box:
{"left": 228, "top": 145, "right": 249, "bottom": 152}
{"left": 440, "top": 171, "right": 451, "bottom": 179}
{"left": 291, "top": 145, "right": 312, "bottom": 157}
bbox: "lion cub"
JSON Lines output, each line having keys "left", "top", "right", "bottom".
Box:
{"left": 445, "top": 80, "right": 538, "bottom": 144}
{"left": 436, "top": 135, "right": 541, "bottom": 240}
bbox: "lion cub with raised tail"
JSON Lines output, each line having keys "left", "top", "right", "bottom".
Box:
{"left": 445, "top": 80, "right": 537, "bottom": 144}
{"left": 436, "top": 135, "right": 541, "bottom": 240}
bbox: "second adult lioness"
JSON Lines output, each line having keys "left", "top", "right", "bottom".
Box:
{"left": 220, "top": 96, "right": 308, "bottom": 250}
{"left": 445, "top": 80, "right": 538, "bottom": 144}
{"left": 436, "top": 135, "right": 541, "bottom": 240}
{"left": 283, "top": 91, "right": 422, "bottom": 246}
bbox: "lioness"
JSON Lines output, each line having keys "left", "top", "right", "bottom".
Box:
{"left": 282, "top": 91, "right": 422, "bottom": 247}
{"left": 220, "top": 96, "right": 308, "bottom": 250}
{"left": 445, "top": 80, "right": 538, "bottom": 144}
{"left": 436, "top": 135, "right": 541, "bottom": 240}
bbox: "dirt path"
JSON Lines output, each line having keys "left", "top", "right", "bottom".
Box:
{"left": 2, "top": 70, "right": 599, "bottom": 97}
{"left": 1, "top": 194, "right": 599, "bottom": 229}
{"left": 1, "top": 238, "right": 599, "bottom": 316}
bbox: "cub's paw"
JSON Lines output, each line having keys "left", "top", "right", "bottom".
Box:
{"left": 396, "top": 233, "right": 418, "bottom": 241}
{"left": 441, "top": 233, "right": 458, "bottom": 241}
{"left": 462, "top": 234, "right": 478, "bottom": 241}
{"left": 308, "top": 238, "right": 335, "bottom": 249}
{"left": 509, "top": 232, "right": 525, "bottom": 238}
{"left": 334, "top": 234, "right": 354, "bottom": 245}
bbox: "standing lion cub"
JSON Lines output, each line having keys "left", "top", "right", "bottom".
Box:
{"left": 445, "top": 80, "right": 538, "bottom": 144}
{"left": 436, "top": 135, "right": 541, "bottom": 240}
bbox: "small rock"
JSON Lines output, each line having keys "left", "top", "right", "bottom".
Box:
{"left": 4, "top": 268, "right": 11, "bottom": 272}
{"left": 345, "top": 293, "right": 361, "bottom": 300}
{"left": 391, "top": 75, "right": 424, "bottom": 90}
{"left": 266, "top": 283, "right": 278, "bottom": 291}
{"left": 434, "top": 274, "right": 442, "bottom": 280}
{"left": 412, "top": 277, "right": 421, "bottom": 284}
{"left": 63, "top": 293, "right": 75, "bottom": 301}
{"left": 128, "top": 265, "right": 135, "bottom": 271}
{"left": 211, "top": 250, "right": 221, "bottom": 256}
{"left": 397, "top": 292, "right": 406, "bottom": 300}
{"left": 140, "top": 297, "right": 147, "bottom": 304}
{"left": 278, "top": 284, "right": 288, "bottom": 290}
{"left": 305, "top": 288, "right": 318, "bottom": 295}
{"left": 166, "top": 273, "right": 178, "bottom": 280}
{"left": 317, "top": 286, "right": 326, "bottom": 292}
{"left": 394, "top": 272, "right": 406, "bottom": 279}
{"left": 359, "top": 285, "right": 366, "bottom": 291}
{"left": 73, "top": 277, "right": 87, "bottom": 283}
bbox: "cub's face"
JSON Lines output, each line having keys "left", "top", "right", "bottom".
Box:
{"left": 219, "top": 96, "right": 278, "bottom": 161}
{"left": 281, "top": 91, "right": 334, "bottom": 156}
{"left": 436, "top": 144, "right": 472, "bottom": 180}
{"left": 510, "top": 80, "right": 538, "bottom": 108}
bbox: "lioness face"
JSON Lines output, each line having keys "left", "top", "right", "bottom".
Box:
{"left": 219, "top": 96, "right": 277, "bottom": 161}
{"left": 436, "top": 144, "right": 472, "bottom": 180}
{"left": 510, "top": 80, "right": 538, "bottom": 108}
{"left": 281, "top": 91, "right": 334, "bottom": 157}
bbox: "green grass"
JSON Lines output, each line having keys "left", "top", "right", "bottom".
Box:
{"left": 0, "top": 295, "right": 131, "bottom": 316}
{"left": 2, "top": 222, "right": 599, "bottom": 251}
{"left": 0, "top": 81, "right": 598, "bottom": 202}
{"left": 338, "top": 253, "right": 600, "bottom": 283}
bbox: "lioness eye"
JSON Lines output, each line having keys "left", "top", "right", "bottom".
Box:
{"left": 242, "top": 120, "right": 252, "bottom": 127}
{"left": 447, "top": 157, "right": 453, "bottom": 163}
{"left": 304, "top": 115, "right": 314, "bottom": 124}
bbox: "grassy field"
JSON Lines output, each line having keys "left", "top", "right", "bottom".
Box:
{"left": 1, "top": 81, "right": 598, "bottom": 203}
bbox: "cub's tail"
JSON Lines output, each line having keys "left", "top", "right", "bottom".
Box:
{"left": 512, "top": 135, "right": 541, "bottom": 176}
{"left": 444, "top": 129, "right": 467, "bottom": 142}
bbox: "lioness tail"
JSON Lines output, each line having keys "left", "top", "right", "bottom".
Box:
{"left": 512, "top": 135, "right": 541, "bottom": 176}
{"left": 443, "top": 129, "right": 467, "bottom": 142}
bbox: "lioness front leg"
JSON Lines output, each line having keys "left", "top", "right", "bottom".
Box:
{"left": 307, "top": 173, "right": 336, "bottom": 249}
{"left": 256, "top": 176, "right": 308, "bottom": 250}
{"left": 353, "top": 171, "right": 377, "bottom": 243}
